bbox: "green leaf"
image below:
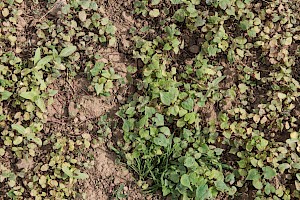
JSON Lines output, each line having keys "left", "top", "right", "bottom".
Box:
{"left": 168, "top": 105, "right": 179, "bottom": 116}
{"left": 160, "top": 127, "right": 171, "bottom": 136}
{"left": 101, "top": 17, "right": 110, "bottom": 25}
{"left": 211, "top": 76, "right": 225, "bottom": 87}
{"left": 11, "top": 124, "right": 26, "bottom": 135}
{"left": 0, "top": 148, "right": 5, "bottom": 156}
{"left": 127, "top": 66, "right": 137, "bottom": 74}
{"left": 292, "top": 163, "right": 300, "bottom": 169}
{"left": 173, "top": 8, "right": 186, "bottom": 22}
{"left": 33, "top": 47, "right": 41, "bottom": 65}
{"left": 195, "top": 16, "right": 206, "bottom": 27}
{"left": 239, "top": 20, "right": 250, "bottom": 30}
{"left": 94, "top": 83, "right": 104, "bottom": 95}
{"left": 109, "top": 37, "right": 116, "bottom": 47}
{"left": 296, "top": 174, "right": 300, "bottom": 181}
{"left": 262, "top": 166, "right": 276, "bottom": 180}
{"left": 236, "top": 0, "right": 245, "bottom": 8}
{"left": 32, "top": 137, "right": 42, "bottom": 146}
{"left": 163, "top": 43, "right": 172, "bottom": 51}
{"left": 62, "top": 166, "right": 73, "bottom": 177}
{"left": 171, "top": 0, "right": 182, "bottom": 4}
{"left": 153, "top": 133, "right": 168, "bottom": 147}
{"left": 179, "top": 109, "right": 188, "bottom": 117}
{"left": 207, "top": 45, "right": 219, "bottom": 56}
{"left": 256, "top": 138, "right": 268, "bottom": 151}
{"left": 277, "top": 92, "right": 287, "bottom": 100}
{"left": 78, "top": 10, "right": 87, "bottom": 22}
{"left": 184, "top": 157, "right": 196, "bottom": 168}
{"left": 35, "top": 98, "right": 46, "bottom": 112}
{"left": 59, "top": 46, "right": 77, "bottom": 57}
{"left": 104, "top": 80, "right": 113, "bottom": 91}
{"left": 106, "top": 25, "right": 116, "bottom": 34}
{"left": 238, "top": 83, "right": 248, "bottom": 93}
{"left": 252, "top": 179, "right": 263, "bottom": 190}
{"left": 181, "top": 174, "right": 192, "bottom": 190}
{"left": 177, "top": 119, "right": 186, "bottom": 127}
{"left": 184, "top": 112, "right": 196, "bottom": 124}
{"left": 195, "top": 181, "right": 208, "bottom": 200}
{"left": 145, "top": 106, "right": 156, "bottom": 117}
{"left": 122, "top": 120, "right": 130, "bottom": 132}
{"left": 186, "top": 5, "right": 197, "bottom": 18}
{"left": 13, "top": 136, "right": 23, "bottom": 145}
{"left": 90, "top": 1, "right": 98, "bottom": 10}
{"left": 1, "top": 91, "right": 12, "bottom": 101}
{"left": 264, "top": 183, "right": 275, "bottom": 195}
{"left": 215, "top": 180, "right": 228, "bottom": 192}
{"left": 160, "top": 91, "right": 174, "bottom": 106}
{"left": 79, "top": 0, "right": 90, "bottom": 9}
{"left": 282, "top": 37, "right": 292, "bottom": 46}
{"left": 125, "top": 107, "right": 135, "bottom": 116}
{"left": 151, "top": 0, "right": 160, "bottom": 5}
{"left": 74, "top": 172, "right": 89, "bottom": 179}
{"left": 181, "top": 98, "right": 194, "bottom": 111}
{"left": 20, "top": 91, "right": 38, "bottom": 101}
{"left": 35, "top": 55, "right": 53, "bottom": 70}
{"left": 278, "top": 163, "right": 290, "bottom": 173}
{"left": 48, "top": 90, "right": 58, "bottom": 97}
{"left": 137, "top": 116, "right": 148, "bottom": 129}
{"left": 153, "top": 113, "right": 164, "bottom": 126}
{"left": 227, "top": 49, "right": 235, "bottom": 63}
{"left": 149, "top": 9, "right": 160, "bottom": 17}
{"left": 246, "top": 169, "right": 260, "bottom": 181}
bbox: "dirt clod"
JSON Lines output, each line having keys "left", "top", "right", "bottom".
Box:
{"left": 189, "top": 45, "right": 200, "bottom": 54}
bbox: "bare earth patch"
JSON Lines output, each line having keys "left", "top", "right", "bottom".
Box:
{"left": 46, "top": 75, "right": 151, "bottom": 199}
{"left": 77, "top": 147, "right": 152, "bottom": 200}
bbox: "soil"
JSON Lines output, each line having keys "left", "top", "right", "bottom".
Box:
{"left": 45, "top": 66, "right": 153, "bottom": 200}
{"left": 77, "top": 147, "right": 154, "bottom": 200}
{"left": 44, "top": 54, "right": 152, "bottom": 200}
{"left": 41, "top": 0, "right": 159, "bottom": 199}
{"left": 6, "top": 0, "right": 255, "bottom": 198}
{"left": 4, "top": 0, "right": 297, "bottom": 199}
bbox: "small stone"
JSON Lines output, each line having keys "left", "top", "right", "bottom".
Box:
{"left": 189, "top": 45, "right": 200, "bottom": 54}
{"left": 108, "top": 54, "right": 121, "bottom": 62}
{"left": 16, "top": 157, "right": 34, "bottom": 170}
{"left": 79, "top": 114, "right": 86, "bottom": 122}
{"left": 50, "top": 0, "right": 67, "bottom": 17}
{"left": 185, "top": 58, "right": 193, "bottom": 65}
{"left": 2, "top": 22, "right": 10, "bottom": 27}
{"left": 68, "top": 102, "right": 78, "bottom": 118}
{"left": 114, "top": 177, "right": 121, "bottom": 185}
{"left": 117, "top": 95, "right": 125, "bottom": 103}
{"left": 136, "top": 22, "right": 142, "bottom": 28}
{"left": 99, "top": 58, "right": 108, "bottom": 63}
{"left": 17, "top": 16, "right": 27, "bottom": 29}
{"left": 121, "top": 38, "right": 131, "bottom": 50}
{"left": 122, "top": 11, "right": 134, "bottom": 24}
{"left": 18, "top": 36, "right": 26, "bottom": 43}
{"left": 15, "top": 47, "right": 22, "bottom": 54}
{"left": 2, "top": 8, "right": 9, "bottom": 17}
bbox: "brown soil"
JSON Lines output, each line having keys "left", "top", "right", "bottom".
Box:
{"left": 42, "top": 0, "right": 155, "bottom": 197}
{"left": 8, "top": 0, "right": 158, "bottom": 199}
{"left": 77, "top": 147, "right": 153, "bottom": 200}
{"left": 46, "top": 74, "right": 152, "bottom": 199}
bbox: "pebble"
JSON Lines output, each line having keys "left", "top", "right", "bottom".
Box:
{"left": 189, "top": 45, "right": 200, "bottom": 54}
{"left": 79, "top": 114, "right": 87, "bottom": 122}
